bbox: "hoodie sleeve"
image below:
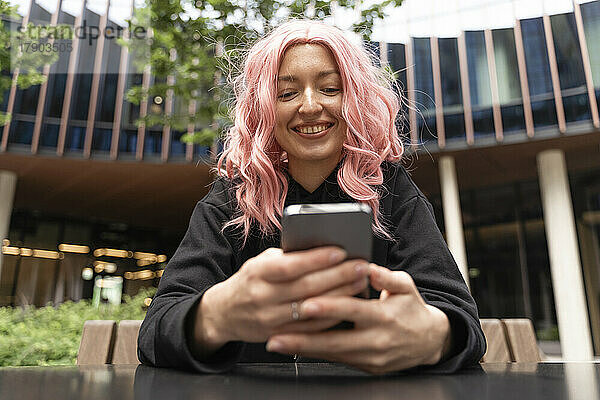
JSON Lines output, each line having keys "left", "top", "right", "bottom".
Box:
{"left": 137, "top": 179, "right": 245, "bottom": 372}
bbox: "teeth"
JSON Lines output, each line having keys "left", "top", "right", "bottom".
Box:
{"left": 297, "top": 124, "right": 330, "bottom": 134}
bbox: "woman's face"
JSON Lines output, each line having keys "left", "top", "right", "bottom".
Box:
{"left": 274, "top": 44, "right": 347, "bottom": 171}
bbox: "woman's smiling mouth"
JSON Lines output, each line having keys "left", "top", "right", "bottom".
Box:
{"left": 292, "top": 123, "right": 335, "bottom": 138}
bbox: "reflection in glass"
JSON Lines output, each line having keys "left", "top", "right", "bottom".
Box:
{"left": 565, "top": 363, "right": 599, "bottom": 400}
{"left": 581, "top": 1, "right": 600, "bottom": 114}
{"left": 551, "top": 13, "right": 586, "bottom": 90}
{"left": 493, "top": 29, "right": 522, "bottom": 103}
{"left": 413, "top": 38, "right": 437, "bottom": 143}
{"left": 465, "top": 31, "right": 494, "bottom": 137}
{"left": 439, "top": 38, "right": 464, "bottom": 140}
{"left": 493, "top": 28, "right": 525, "bottom": 133}
{"left": 134, "top": 364, "right": 471, "bottom": 400}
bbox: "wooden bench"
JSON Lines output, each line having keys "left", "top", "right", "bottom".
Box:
{"left": 77, "top": 320, "right": 117, "bottom": 365}
{"left": 480, "top": 318, "right": 511, "bottom": 363}
{"left": 78, "top": 318, "right": 542, "bottom": 365}
{"left": 501, "top": 318, "right": 542, "bottom": 362}
{"left": 77, "top": 320, "right": 141, "bottom": 365}
{"left": 112, "top": 320, "right": 143, "bottom": 365}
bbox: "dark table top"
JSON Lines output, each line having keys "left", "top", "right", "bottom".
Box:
{"left": 1, "top": 362, "right": 599, "bottom": 400}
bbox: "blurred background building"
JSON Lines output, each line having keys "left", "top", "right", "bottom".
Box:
{"left": 0, "top": 0, "right": 599, "bottom": 358}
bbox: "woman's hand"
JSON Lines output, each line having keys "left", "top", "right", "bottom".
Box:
{"left": 265, "top": 264, "right": 452, "bottom": 374}
{"left": 191, "top": 246, "right": 370, "bottom": 357}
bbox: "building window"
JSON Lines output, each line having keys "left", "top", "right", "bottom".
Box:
{"left": 387, "top": 42, "right": 409, "bottom": 132}
{"left": 124, "top": 74, "right": 143, "bottom": 125}
{"left": 493, "top": 28, "right": 525, "bottom": 133}
{"left": 66, "top": 126, "right": 86, "bottom": 151}
{"left": 40, "top": 123, "right": 59, "bottom": 148}
{"left": 465, "top": 31, "right": 495, "bottom": 137}
{"left": 581, "top": 1, "right": 600, "bottom": 114}
{"left": 92, "top": 128, "right": 112, "bottom": 152}
{"left": 46, "top": 74, "right": 67, "bottom": 118}
{"left": 70, "top": 8, "right": 101, "bottom": 122}
{"left": 550, "top": 13, "right": 590, "bottom": 123}
{"left": 412, "top": 38, "right": 436, "bottom": 143}
{"left": 521, "top": 17, "right": 558, "bottom": 128}
{"left": 144, "top": 130, "right": 162, "bottom": 155}
{"left": 439, "top": 38, "right": 465, "bottom": 140}
{"left": 170, "top": 130, "right": 186, "bottom": 157}
{"left": 71, "top": 74, "right": 93, "bottom": 121}
{"left": 12, "top": 86, "right": 40, "bottom": 116}
{"left": 98, "top": 27, "right": 123, "bottom": 123}
{"left": 1, "top": 76, "right": 9, "bottom": 112}
{"left": 44, "top": 9, "right": 75, "bottom": 119}
{"left": 8, "top": 120, "right": 34, "bottom": 145}
{"left": 118, "top": 129, "right": 138, "bottom": 154}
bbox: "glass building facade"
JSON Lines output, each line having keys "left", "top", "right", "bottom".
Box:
{"left": 2, "top": 1, "right": 210, "bottom": 161}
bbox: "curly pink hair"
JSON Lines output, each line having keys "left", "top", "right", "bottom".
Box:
{"left": 217, "top": 20, "right": 404, "bottom": 242}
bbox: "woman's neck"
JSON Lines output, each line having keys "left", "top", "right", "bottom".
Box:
{"left": 287, "top": 156, "right": 341, "bottom": 193}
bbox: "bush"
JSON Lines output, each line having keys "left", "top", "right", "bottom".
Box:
{"left": 0, "top": 288, "right": 155, "bottom": 367}
{"left": 536, "top": 326, "right": 560, "bottom": 341}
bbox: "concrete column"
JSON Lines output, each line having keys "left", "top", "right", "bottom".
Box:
{"left": 439, "top": 156, "right": 470, "bottom": 290}
{"left": 0, "top": 170, "right": 17, "bottom": 277}
{"left": 537, "top": 149, "right": 593, "bottom": 360}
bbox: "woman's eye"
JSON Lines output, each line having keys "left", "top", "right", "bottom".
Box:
{"left": 278, "top": 91, "right": 296, "bottom": 100}
{"left": 322, "top": 88, "right": 340, "bottom": 94}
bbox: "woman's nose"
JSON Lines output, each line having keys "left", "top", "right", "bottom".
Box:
{"left": 298, "top": 88, "right": 323, "bottom": 115}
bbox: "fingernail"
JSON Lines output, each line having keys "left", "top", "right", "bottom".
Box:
{"left": 355, "top": 262, "right": 368, "bottom": 276}
{"left": 302, "top": 302, "right": 320, "bottom": 315}
{"left": 267, "top": 340, "right": 284, "bottom": 352}
{"left": 330, "top": 249, "right": 346, "bottom": 263}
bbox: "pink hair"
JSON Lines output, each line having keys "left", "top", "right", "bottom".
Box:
{"left": 216, "top": 20, "right": 404, "bottom": 243}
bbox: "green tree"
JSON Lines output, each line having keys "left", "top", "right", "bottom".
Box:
{"left": 122, "top": 0, "right": 403, "bottom": 150}
{"left": 0, "top": 1, "right": 58, "bottom": 126}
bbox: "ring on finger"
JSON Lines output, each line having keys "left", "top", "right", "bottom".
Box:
{"left": 291, "top": 301, "right": 300, "bottom": 321}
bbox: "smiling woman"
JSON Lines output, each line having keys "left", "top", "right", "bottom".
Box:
{"left": 137, "top": 20, "right": 486, "bottom": 375}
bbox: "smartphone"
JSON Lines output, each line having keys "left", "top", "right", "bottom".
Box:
{"left": 281, "top": 203, "right": 373, "bottom": 261}
{"left": 281, "top": 203, "right": 373, "bottom": 302}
